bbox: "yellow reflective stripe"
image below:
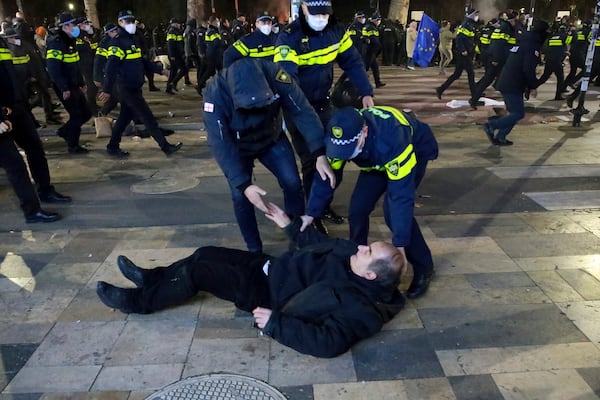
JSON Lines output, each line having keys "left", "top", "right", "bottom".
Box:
{"left": 63, "top": 52, "right": 80, "bottom": 63}
{"left": 328, "top": 157, "right": 345, "bottom": 170}
{"left": 247, "top": 47, "right": 276, "bottom": 57}
{"left": 456, "top": 26, "right": 475, "bottom": 37}
{"left": 274, "top": 46, "right": 299, "bottom": 64}
{"left": 479, "top": 37, "right": 491, "bottom": 44}
{"left": 362, "top": 29, "right": 379, "bottom": 37}
{"left": 90, "top": 42, "right": 98, "bottom": 50}
{"left": 339, "top": 31, "right": 353, "bottom": 53}
{"left": 507, "top": 36, "right": 516, "bottom": 44}
{"left": 108, "top": 46, "right": 126, "bottom": 60}
{"left": 347, "top": 29, "right": 357, "bottom": 35}
{"left": 206, "top": 33, "right": 221, "bottom": 42}
{"left": 167, "top": 33, "right": 184, "bottom": 41}
{"left": 549, "top": 38, "right": 563, "bottom": 46}
{"left": 297, "top": 42, "right": 341, "bottom": 66}
{"left": 577, "top": 33, "right": 585, "bottom": 40}
{"left": 96, "top": 47, "right": 108, "bottom": 57}
{"left": 373, "top": 106, "right": 410, "bottom": 126}
{"left": 384, "top": 145, "right": 416, "bottom": 180}
{"left": 491, "top": 31, "right": 504, "bottom": 40}
{"left": 12, "top": 54, "right": 30, "bottom": 64}
{"left": 0, "top": 48, "right": 12, "bottom": 61}
{"left": 76, "top": 38, "right": 84, "bottom": 45}
{"left": 125, "top": 48, "right": 142, "bottom": 59}
{"left": 232, "top": 40, "right": 249, "bottom": 56}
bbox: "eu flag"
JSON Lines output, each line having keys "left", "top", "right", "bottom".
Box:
{"left": 413, "top": 14, "right": 440, "bottom": 68}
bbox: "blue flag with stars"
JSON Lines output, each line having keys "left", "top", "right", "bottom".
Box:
{"left": 413, "top": 14, "right": 440, "bottom": 67}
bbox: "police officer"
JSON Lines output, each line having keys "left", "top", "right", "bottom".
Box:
{"left": 230, "top": 12, "right": 248, "bottom": 42}
{"left": 75, "top": 19, "right": 99, "bottom": 115}
{"left": 436, "top": 8, "right": 479, "bottom": 100}
{"left": 563, "top": 22, "right": 589, "bottom": 91}
{"left": 538, "top": 25, "right": 568, "bottom": 100}
{"left": 165, "top": 17, "right": 188, "bottom": 94}
{"left": 93, "top": 23, "right": 119, "bottom": 116}
{"left": 195, "top": 20, "right": 207, "bottom": 91}
{"left": 380, "top": 18, "right": 396, "bottom": 66}
{"left": 476, "top": 18, "right": 495, "bottom": 69}
{"left": 347, "top": 11, "right": 366, "bottom": 58}
{"left": 223, "top": 12, "right": 275, "bottom": 68}
{"left": 202, "top": 58, "right": 334, "bottom": 253}
{"left": 184, "top": 19, "right": 198, "bottom": 71}
{"left": 197, "top": 15, "right": 223, "bottom": 93}
{"left": 302, "top": 106, "right": 439, "bottom": 299}
{"left": 98, "top": 10, "right": 182, "bottom": 157}
{"left": 46, "top": 13, "right": 91, "bottom": 154}
{"left": 363, "top": 12, "right": 385, "bottom": 87}
{"left": 274, "top": 0, "right": 375, "bottom": 233}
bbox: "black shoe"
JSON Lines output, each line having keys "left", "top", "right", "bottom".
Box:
{"left": 566, "top": 96, "right": 574, "bottom": 108}
{"left": 162, "top": 142, "right": 182, "bottom": 155}
{"left": 323, "top": 208, "right": 345, "bottom": 224}
{"left": 96, "top": 281, "right": 144, "bottom": 314}
{"left": 160, "top": 127, "right": 175, "bottom": 136}
{"left": 184, "top": 81, "right": 193, "bottom": 86}
{"left": 149, "top": 86, "right": 161, "bottom": 92}
{"left": 554, "top": 96, "right": 565, "bottom": 101}
{"left": 25, "top": 209, "right": 61, "bottom": 223}
{"left": 56, "top": 129, "right": 66, "bottom": 138}
{"left": 165, "top": 89, "right": 175, "bottom": 95}
{"left": 117, "top": 255, "right": 147, "bottom": 287}
{"left": 313, "top": 218, "right": 328, "bottom": 235}
{"left": 469, "top": 99, "right": 478, "bottom": 110}
{"left": 406, "top": 270, "right": 433, "bottom": 299}
{"left": 46, "top": 116, "right": 63, "bottom": 125}
{"left": 38, "top": 189, "right": 72, "bottom": 203}
{"left": 435, "top": 87, "right": 442, "bottom": 100}
{"left": 68, "top": 145, "right": 89, "bottom": 154}
{"left": 107, "top": 147, "right": 130, "bottom": 157}
{"left": 483, "top": 123, "right": 495, "bottom": 144}
{"left": 493, "top": 138, "right": 513, "bottom": 146}
{"left": 375, "top": 82, "right": 386, "bottom": 88}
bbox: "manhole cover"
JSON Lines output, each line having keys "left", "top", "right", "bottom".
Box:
{"left": 131, "top": 176, "right": 199, "bottom": 194}
{"left": 145, "top": 373, "right": 288, "bottom": 400}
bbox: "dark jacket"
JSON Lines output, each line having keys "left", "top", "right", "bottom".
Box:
{"left": 103, "top": 27, "right": 163, "bottom": 93}
{"left": 6, "top": 41, "right": 32, "bottom": 103}
{"left": 307, "top": 106, "right": 439, "bottom": 247}
{"left": 223, "top": 29, "right": 276, "bottom": 68}
{"left": 274, "top": 13, "right": 373, "bottom": 103}
{"left": 231, "top": 18, "right": 248, "bottom": 42}
{"left": 362, "top": 21, "right": 382, "bottom": 52}
{"left": 0, "top": 39, "right": 16, "bottom": 110}
{"left": 496, "top": 30, "right": 544, "bottom": 93}
{"left": 93, "top": 34, "right": 110, "bottom": 83}
{"left": 46, "top": 30, "right": 85, "bottom": 90}
{"left": 205, "top": 24, "right": 223, "bottom": 68}
{"left": 166, "top": 25, "right": 185, "bottom": 58}
{"left": 263, "top": 218, "right": 405, "bottom": 358}
{"left": 203, "top": 58, "right": 326, "bottom": 193}
{"left": 489, "top": 20, "right": 516, "bottom": 65}
{"left": 455, "top": 17, "right": 477, "bottom": 55}
{"left": 347, "top": 20, "right": 365, "bottom": 54}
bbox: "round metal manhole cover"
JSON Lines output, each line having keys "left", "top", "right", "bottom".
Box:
{"left": 131, "top": 176, "right": 199, "bottom": 194}
{"left": 145, "top": 373, "right": 288, "bottom": 400}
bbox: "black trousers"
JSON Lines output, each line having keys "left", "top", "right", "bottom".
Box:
{"left": 137, "top": 246, "right": 271, "bottom": 314}
{"left": 54, "top": 85, "right": 92, "bottom": 148}
{"left": 81, "top": 60, "right": 99, "bottom": 115}
{"left": 167, "top": 56, "right": 189, "bottom": 87}
{"left": 438, "top": 54, "right": 475, "bottom": 96}
{"left": 0, "top": 133, "right": 40, "bottom": 217}
{"left": 364, "top": 48, "right": 382, "bottom": 85}
{"left": 471, "top": 61, "right": 502, "bottom": 102}
{"left": 538, "top": 58, "right": 565, "bottom": 99}
{"left": 108, "top": 87, "right": 168, "bottom": 150}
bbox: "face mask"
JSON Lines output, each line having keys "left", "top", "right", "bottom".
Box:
{"left": 12, "top": 39, "right": 21, "bottom": 46}
{"left": 473, "top": 15, "right": 480, "bottom": 22}
{"left": 306, "top": 14, "right": 329, "bottom": 31}
{"left": 85, "top": 26, "right": 93, "bottom": 34}
{"left": 258, "top": 25, "right": 271, "bottom": 35}
{"left": 124, "top": 23, "right": 136, "bottom": 35}
{"left": 272, "top": 27, "right": 279, "bottom": 34}
{"left": 349, "top": 144, "right": 363, "bottom": 159}
{"left": 358, "top": 18, "right": 366, "bottom": 24}
{"left": 71, "top": 26, "right": 80, "bottom": 38}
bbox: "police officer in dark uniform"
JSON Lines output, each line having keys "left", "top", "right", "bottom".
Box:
{"left": 195, "top": 20, "right": 207, "bottom": 90}
{"left": 76, "top": 19, "right": 99, "bottom": 115}
{"left": 197, "top": 15, "right": 223, "bottom": 93}
{"left": 302, "top": 106, "right": 439, "bottom": 299}
{"left": 223, "top": 12, "right": 276, "bottom": 68}
{"left": 93, "top": 23, "right": 119, "bottom": 116}
{"left": 230, "top": 12, "right": 248, "bottom": 42}
{"left": 363, "top": 12, "right": 385, "bottom": 88}
{"left": 202, "top": 58, "right": 334, "bottom": 253}
{"left": 476, "top": 18, "right": 495, "bottom": 69}
{"left": 380, "top": 18, "right": 396, "bottom": 66}
{"left": 165, "top": 18, "right": 188, "bottom": 94}
{"left": 98, "top": 10, "right": 182, "bottom": 157}
{"left": 46, "top": 12, "right": 92, "bottom": 154}
{"left": 274, "top": 0, "right": 375, "bottom": 233}
{"left": 563, "top": 22, "right": 589, "bottom": 91}
{"left": 347, "top": 11, "right": 366, "bottom": 58}
{"left": 436, "top": 8, "right": 479, "bottom": 100}
{"left": 538, "top": 25, "right": 568, "bottom": 100}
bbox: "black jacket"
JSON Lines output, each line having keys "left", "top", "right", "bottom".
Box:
{"left": 263, "top": 218, "right": 405, "bottom": 358}
{"left": 223, "top": 29, "right": 276, "bottom": 68}
{"left": 496, "top": 30, "right": 544, "bottom": 93}
{"left": 46, "top": 30, "right": 85, "bottom": 90}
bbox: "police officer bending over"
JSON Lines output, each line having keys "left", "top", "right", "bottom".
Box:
{"left": 202, "top": 58, "right": 335, "bottom": 254}
{"left": 302, "top": 106, "right": 439, "bottom": 299}
{"left": 98, "top": 10, "right": 182, "bottom": 157}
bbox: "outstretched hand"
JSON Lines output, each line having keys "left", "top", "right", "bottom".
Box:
{"left": 244, "top": 184, "right": 268, "bottom": 213}
{"left": 299, "top": 215, "right": 314, "bottom": 232}
{"left": 264, "top": 202, "right": 291, "bottom": 228}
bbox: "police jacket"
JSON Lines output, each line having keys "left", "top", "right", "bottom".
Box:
{"left": 455, "top": 17, "right": 477, "bottom": 55}
{"left": 489, "top": 20, "right": 516, "bottom": 65}
{"left": 478, "top": 25, "right": 493, "bottom": 56}
{"left": 46, "top": 30, "right": 85, "bottom": 90}
{"left": 196, "top": 26, "right": 207, "bottom": 56}
{"left": 0, "top": 40, "right": 17, "bottom": 108}
{"left": 262, "top": 217, "right": 405, "bottom": 358}
{"left": 7, "top": 42, "right": 33, "bottom": 94}
{"left": 92, "top": 34, "right": 110, "bottom": 83}
{"left": 567, "top": 26, "right": 589, "bottom": 64}
{"left": 274, "top": 13, "right": 373, "bottom": 104}
{"left": 166, "top": 26, "right": 185, "bottom": 58}
{"left": 231, "top": 19, "right": 247, "bottom": 42}
{"left": 362, "top": 21, "right": 382, "bottom": 52}
{"left": 496, "top": 30, "right": 544, "bottom": 93}
{"left": 205, "top": 24, "right": 223, "bottom": 65}
{"left": 544, "top": 30, "right": 568, "bottom": 60}
{"left": 307, "top": 106, "right": 438, "bottom": 247}
{"left": 347, "top": 20, "right": 365, "bottom": 53}
{"left": 75, "top": 31, "right": 96, "bottom": 69}
{"left": 103, "top": 27, "right": 162, "bottom": 94}
{"left": 223, "top": 29, "right": 276, "bottom": 68}
{"left": 202, "top": 58, "right": 326, "bottom": 192}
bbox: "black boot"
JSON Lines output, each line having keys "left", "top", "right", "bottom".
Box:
{"left": 96, "top": 281, "right": 146, "bottom": 313}
{"left": 406, "top": 270, "right": 434, "bottom": 299}
{"left": 323, "top": 207, "right": 345, "bottom": 224}
{"left": 117, "top": 255, "right": 149, "bottom": 287}
{"left": 162, "top": 142, "right": 182, "bottom": 155}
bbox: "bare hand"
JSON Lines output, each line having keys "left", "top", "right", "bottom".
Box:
{"left": 80, "top": 85, "right": 87, "bottom": 94}
{"left": 162, "top": 68, "right": 170, "bottom": 77}
{"left": 62, "top": 90, "right": 71, "bottom": 100}
{"left": 461, "top": 51, "right": 467, "bottom": 56}
{"left": 0, "top": 120, "right": 12, "bottom": 133}
{"left": 94, "top": 81, "right": 102, "bottom": 88}
{"left": 252, "top": 307, "right": 272, "bottom": 329}
{"left": 396, "top": 246, "right": 409, "bottom": 276}
{"left": 98, "top": 92, "right": 111, "bottom": 102}
{"left": 316, "top": 155, "right": 335, "bottom": 189}
{"left": 244, "top": 184, "right": 268, "bottom": 213}
{"left": 362, "top": 95, "right": 375, "bottom": 108}
{"left": 299, "top": 215, "right": 314, "bottom": 232}
{"left": 264, "top": 202, "right": 291, "bottom": 228}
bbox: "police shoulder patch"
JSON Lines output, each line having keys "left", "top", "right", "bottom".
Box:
{"left": 275, "top": 69, "right": 291, "bottom": 83}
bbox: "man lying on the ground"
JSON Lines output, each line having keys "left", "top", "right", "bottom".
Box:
{"left": 96, "top": 203, "right": 406, "bottom": 358}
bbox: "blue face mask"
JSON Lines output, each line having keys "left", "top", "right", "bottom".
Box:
{"left": 71, "top": 26, "right": 80, "bottom": 38}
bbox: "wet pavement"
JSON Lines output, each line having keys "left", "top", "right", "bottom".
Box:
{"left": 1, "top": 66, "right": 599, "bottom": 400}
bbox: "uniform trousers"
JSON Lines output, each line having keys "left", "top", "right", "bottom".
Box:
{"left": 54, "top": 85, "right": 92, "bottom": 148}
{"left": 488, "top": 91, "right": 524, "bottom": 141}
{"left": 471, "top": 61, "right": 502, "bottom": 103}
{"left": 537, "top": 57, "right": 565, "bottom": 99}
{"left": 167, "top": 56, "right": 189, "bottom": 87}
{"left": 438, "top": 54, "right": 476, "bottom": 95}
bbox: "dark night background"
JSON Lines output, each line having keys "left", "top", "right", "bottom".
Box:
{"left": 1, "top": 0, "right": 596, "bottom": 29}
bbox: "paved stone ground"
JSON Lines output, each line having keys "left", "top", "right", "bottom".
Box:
{"left": 1, "top": 65, "right": 599, "bottom": 400}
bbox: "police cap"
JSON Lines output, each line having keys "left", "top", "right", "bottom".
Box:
{"left": 118, "top": 10, "right": 136, "bottom": 21}
{"left": 326, "top": 107, "right": 366, "bottom": 160}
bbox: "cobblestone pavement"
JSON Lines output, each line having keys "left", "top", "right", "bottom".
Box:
{"left": 1, "top": 65, "right": 599, "bottom": 400}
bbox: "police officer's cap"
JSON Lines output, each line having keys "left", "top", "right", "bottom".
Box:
{"left": 489, "top": 18, "right": 499, "bottom": 25}
{"left": 170, "top": 17, "right": 181, "bottom": 24}
{"left": 370, "top": 12, "right": 381, "bottom": 20}
{"left": 354, "top": 11, "right": 365, "bottom": 19}
{"left": 466, "top": 8, "right": 479, "bottom": 17}
{"left": 256, "top": 12, "right": 272, "bottom": 22}
{"left": 506, "top": 11, "right": 519, "bottom": 21}
{"left": 118, "top": 10, "right": 136, "bottom": 21}
{"left": 303, "top": 0, "right": 333, "bottom": 15}
{"left": 326, "top": 107, "right": 366, "bottom": 160}
{"left": 104, "top": 23, "right": 118, "bottom": 33}
{"left": 1, "top": 28, "right": 19, "bottom": 38}
{"left": 57, "top": 12, "right": 80, "bottom": 26}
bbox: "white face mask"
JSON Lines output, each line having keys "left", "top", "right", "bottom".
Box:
{"left": 124, "top": 23, "right": 136, "bottom": 34}
{"left": 272, "top": 27, "right": 279, "bottom": 34}
{"left": 85, "top": 26, "right": 94, "bottom": 34}
{"left": 12, "top": 38, "right": 22, "bottom": 46}
{"left": 473, "top": 15, "right": 480, "bottom": 22}
{"left": 258, "top": 24, "right": 272, "bottom": 35}
{"left": 306, "top": 14, "right": 329, "bottom": 31}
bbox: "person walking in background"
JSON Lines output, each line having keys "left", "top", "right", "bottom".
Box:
{"left": 165, "top": 18, "right": 188, "bottom": 94}
{"left": 363, "top": 12, "right": 385, "bottom": 88}
{"left": 405, "top": 20, "right": 417, "bottom": 70}
{"left": 438, "top": 20, "right": 453, "bottom": 75}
